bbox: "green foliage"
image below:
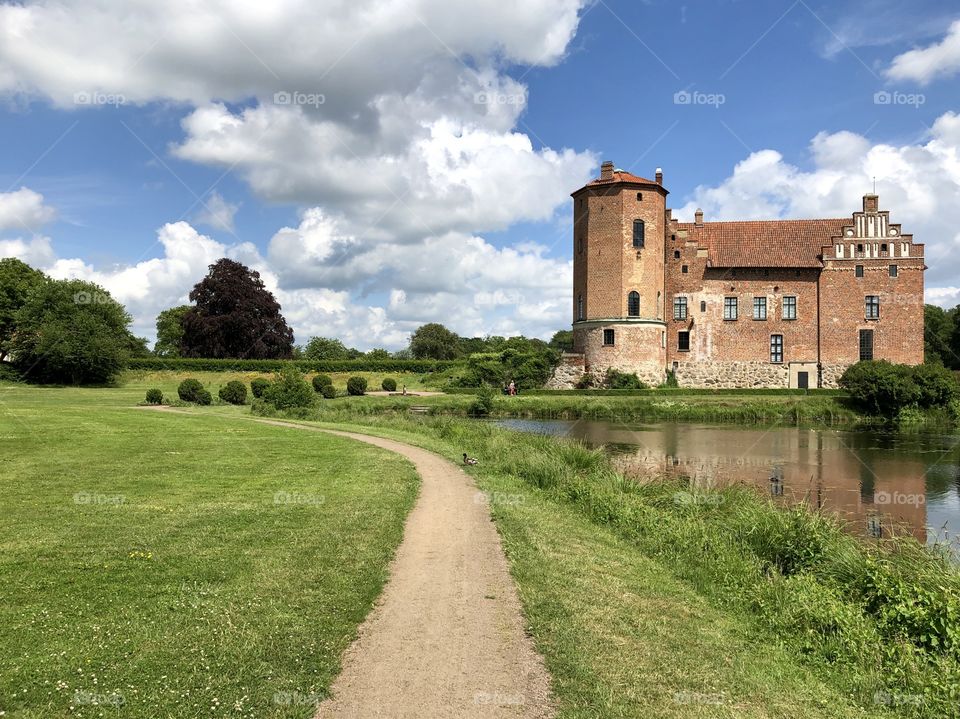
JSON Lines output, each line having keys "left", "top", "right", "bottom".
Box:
{"left": 321, "top": 384, "right": 337, "bottom": 399}
{"left": 250, "top": 377, "right": 270, "bottom": 398}
{"left": 145, "top": 388, "right": 163, "bottom": 404}
{"left": 264, "top": 366, "right": 314, "bottom": 409}
{"left": 181, "top": 258, "right": 294, "bottom": 359}
{"left": 312, "top": 373, "right": 332, "bottom": 392}
{"left": 194, "top": 388, "right": 213, "bottom": 406}
{"left": 381, "top": 377, "right": 397, "bottom": 392}
{"left": 218, "top": 380, "right": 248, "bottom": 405}
{"left": 575, "top": 371, "right": 596, "bottom": 389}
{"left": 450, "top": 343, "right": 559, "bottom": 390}
{"left": 346, "top": 376, "right": 368, "bottom": 396}
{"left": 153, "top": 305, "right": 191, "bottom": 357}
{"left": 924, "top": 304, "right": 959, "bottom": 368}
{"left": 0, "top": 258, "right": 46, "bottom": 362}
{"left": 548, "top": 329, "right": 574, "bottom": 353}
{"left": 11, "top": 278, "right": 137, "bottom": 385}
{"left": 410, "top": 323, "right": 462, "bottom": 360}
{"left": 840, "top": 360, "right": 959, "bottom": 418}
{"left": 126, "top": 357, "right": 455, "bottom": 373}
{"left": 303, "top": 336, "right": 354, "bottom": 360}
{"left": 366, "top": 347, "right": 391, "bottom": 360}
{"left": 468, "top": 384, "right": 496, "bottom": 417}
{"left": 660, "top": 370, "right": 679, "bottom": 389}
{"left": 604, "top": 368, "right": 647, "bottom": 389}
{"left": 177, "top": 378, "right": 205, "bottom": 402}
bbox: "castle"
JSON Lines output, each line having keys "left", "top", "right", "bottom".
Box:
{"left": 552, "top": 161, "right": 925, "bottom": 389}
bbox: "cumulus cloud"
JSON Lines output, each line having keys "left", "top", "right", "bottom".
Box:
{"left": 0, "top": 187, "right": 56, "bottom": 232}
{"left": 194, "top": 191, "right": 240, "bottom": 232}
{"left": 676, "top": 111, "right": 960, "bottom": 296}
{"left": 886, "top": 19, "right": 960, "bottom": 84}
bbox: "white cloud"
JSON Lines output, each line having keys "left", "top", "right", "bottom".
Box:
{"left": 676, "top": 111, "right": 960, "bottom": 296}
{"left": 194, "top": 191, "right": 239, "bottom": 232}
{"left": 886, "top": 18, "right": 960, "bottom": 84}
{"left": 0, "top": 187, "right": 56, "bottom": 231}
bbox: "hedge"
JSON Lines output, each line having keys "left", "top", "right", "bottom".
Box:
{"left": 126, "top": 357, "right": 458, "bottom": 373}
{"left": 442, "top": 387, "right": 848, "bottom": 397}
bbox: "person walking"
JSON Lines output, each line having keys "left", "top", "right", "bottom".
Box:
{"left": 508, "top": 380, "right": 516, "bottom": 396}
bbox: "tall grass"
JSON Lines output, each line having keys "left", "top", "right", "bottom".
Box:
{"left": 257, "top": 405, "right": 960, "bottom": 716}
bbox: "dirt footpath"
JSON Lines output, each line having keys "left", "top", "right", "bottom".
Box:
{"left": 252, "top": 420, "right": 554, "bottom": 719}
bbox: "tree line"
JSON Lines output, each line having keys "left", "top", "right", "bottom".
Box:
{"left": 0, "top": 255, "right": 573, "bottom": 385}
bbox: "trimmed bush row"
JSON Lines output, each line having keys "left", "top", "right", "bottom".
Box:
{"left": 126, "top": 357, "right": 456, "bottom": 373}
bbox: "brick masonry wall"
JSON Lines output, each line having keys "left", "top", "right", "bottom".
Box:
{"left": 575, "top": 322, "right": 666, "bottom": 387}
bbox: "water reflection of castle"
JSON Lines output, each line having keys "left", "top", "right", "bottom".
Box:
{"left": 575, "top": 424, "right": 928, "bottom": 543}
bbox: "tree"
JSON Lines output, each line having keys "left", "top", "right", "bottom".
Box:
{"left": 180, "top": 259, "right": 294, "bottom": 359}
{"left": 409, "top": 323, "right": 462, "bottom": 360}
{"left": 0, "top": 258, "right": 46, "bottom": 361}
{"left": 924, "top": 304, "right": 955, "bottom": 367}
{"left": 549, "top": 330, "right": 574, "bottom": 353}
{"left": 303, "top": 336, "right": 352, "bottom": 360}
{"left": 365, "top": 347, "right": 391, "bottom": 360}
{"left": 11, "top": 278, "right": 137, "bottom": 384}
{"left": 154, "top": 305, "right": 191, "bottom": 357}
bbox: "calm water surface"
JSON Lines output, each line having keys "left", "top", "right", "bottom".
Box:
{"left": 495, "top": 418, "right": 960, "bottom": 548}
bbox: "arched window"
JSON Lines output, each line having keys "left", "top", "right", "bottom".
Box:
{"left": 577, "top": 294, "right": 584, "bottom": 321}
{"left": 627, "top": 291, "right": 640, "bottom": 317}
{"left": 633, "top": 219, "right": 645, "bottom": 248}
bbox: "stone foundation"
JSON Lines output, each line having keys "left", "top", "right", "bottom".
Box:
{"left": 674, "top": 361, "right": 789, "bottom": 389}
{"left": 819, "top": 363, "right": 851, "bottom": 389}
{"left": 545, "top": 353, "right": 586, "bottom": 389}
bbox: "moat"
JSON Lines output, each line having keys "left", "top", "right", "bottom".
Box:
{"left": 496, "top": 418, "right": 960, "bottom": 548}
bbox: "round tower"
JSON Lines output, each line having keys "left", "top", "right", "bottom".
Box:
{"left": 570, "top": 161, "right": 668, "bottom": 386}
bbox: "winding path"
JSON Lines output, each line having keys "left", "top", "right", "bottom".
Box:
{"left": 252, "top": 420, "right": 555, "bottom": 719}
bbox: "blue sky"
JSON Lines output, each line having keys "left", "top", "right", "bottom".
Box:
{"left": 0, "top": 0, "right": 959, "bottom": 348}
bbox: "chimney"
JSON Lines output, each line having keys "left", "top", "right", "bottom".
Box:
{"left": 655, "top": 167, "right": 663, "bottom": 184}
{"left": 695, "top": 208, "right": 704, "bottom": 227}
{"left": 600, "top": 160, "right": 614, "bottom": 181}
{"left": 863, "top": 193, "right": 879, "bottom": 213}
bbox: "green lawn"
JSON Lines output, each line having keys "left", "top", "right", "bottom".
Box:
{"left": 0, "top": 384, "right": 418, "bottom": 718}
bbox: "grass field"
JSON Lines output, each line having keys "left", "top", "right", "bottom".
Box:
{"left": 0, "top": 383, "right": 418, "bottom": 718}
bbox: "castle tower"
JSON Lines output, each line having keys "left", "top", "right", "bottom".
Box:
{"left": 570, "top": 161, "right": 668, "bottom": 385}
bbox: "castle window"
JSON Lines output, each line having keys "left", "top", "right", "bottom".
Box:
{"left": 633, "top": 220, "right": 645, "bottom": 249}
{"left": 682, "top": 265, "right": 689, "bottom": 274}
{"left": 678, "top": 331, "right": 690, "bottom": 352}
{"left": 855, "top": 265, "right": 864, "bottom": 278}
{"left": 865, "top": 295, "right": 880, "bottom": 320}
{"left": 782, "top": 296, "right": 797, "bottom": 320}
{"left": 674, "top": 250, "right": 680, "bottom": 259}
{"left": 723, "top": 297, "right": 738, "bottom": 321}
{"left": 577, "top": 294, "right": 584, "bottom": 321}
{"left": 857, "top": 243, "right": 864, "bottom": 254}
{"left": 700, "top": 300, "right": 706, "bottom": 313}
{"left": 889, "top": 264, "right": 898, "bottom": 278}
{"left": 603, "top": 329, "right": 615, "bottom": 346}
{"left": 753, "top": 297, "right": 767, "bottom": 320}
{"left": 627, "top": 291, "right": 640, "bottom": 317}
{"left": 770, "top": 334, "right": 784, "bottom": 364}
{"left": 673, "top": 296, "right": 688, "bottom": 320}
{"left": 881, "top": 243, "right": 888, "bottom": 253}
{"left": 859, "top": 329, "right": 874, "bottom": 361}
{"left": 636, "top": 192, "right": 643, "bottom": 201}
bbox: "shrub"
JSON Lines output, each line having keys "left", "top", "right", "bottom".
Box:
{"left": 661, "top": 370, "right": 679, "bottom": 389}
{"left": 177, "top": 378, "right": 204, "bottom": 402}
{"left": 468, "top": 385, "right": 496, "bottom": 417}
{"left": 839, "top": 361, "right": 920, "bottom": 417}
{"left": 125, "top": 357, "right": 455, "bottom": 373}
{"left": 145, "top": 388, "right": 163, "bottom": 404}
{"left": 250, "top": 377, "right": 270, "bottom": 398}
{"left": 218, "top": 380, "right": 248, "bottom": 405}
{"left": 605, "top": 368, "right": 646, "bottom": 390}
{"left": 264, "top": 366, "right": 315, "bottom": 409}
{"left": 194, "top": 388, "right": 213, "bottom": 406}
{"left": 912, "top": 363, "right": 959, "bottom": 408}
{"left": 347, "top": 376, "right": 368, "bottom": 396}
{"left": 382, "top": 377, "right": 397, "bottom": 392}
{"left": 321, "top": 384, "right": 337, "bottom": 399}
{"left": 312, "top": 374, "right": 333, "bottom": 392}
{"left": 575, "top": 371, "right": 595, "bottom": 390}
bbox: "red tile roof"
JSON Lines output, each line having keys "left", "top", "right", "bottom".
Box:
{"left": 586, "top": 170, "right": 658, "bottom": 186}
{"left": 677, "top": 218, "right": 848, "bottom": 268}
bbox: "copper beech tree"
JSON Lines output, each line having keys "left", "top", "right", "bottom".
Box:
{"left": 180, "top": 258, "right": 294, "bottom": 359}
